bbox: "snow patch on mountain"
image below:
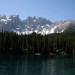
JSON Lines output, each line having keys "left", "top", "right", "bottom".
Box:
{"left": 0, "top": 15, "right": 75, "bottom": 35}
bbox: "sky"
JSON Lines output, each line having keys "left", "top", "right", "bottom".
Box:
{"left": 0, "top": 0, "right": 75, "bottom": 22}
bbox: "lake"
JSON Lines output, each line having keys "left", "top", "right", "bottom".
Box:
{"left": 0, "top": 54, "right": 75, "bottom": 75}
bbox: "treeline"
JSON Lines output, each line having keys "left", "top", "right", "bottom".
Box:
{"left": 0, "top": 31, "right": 75, "bottom": 55}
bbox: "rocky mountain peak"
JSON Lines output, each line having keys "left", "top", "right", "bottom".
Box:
{"left": 0, "top": 15, "right": 75, "bottom": 35}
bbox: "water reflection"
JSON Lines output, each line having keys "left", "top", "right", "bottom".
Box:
{"left": 0, "top": 54, "right": 75, "bottom": 75}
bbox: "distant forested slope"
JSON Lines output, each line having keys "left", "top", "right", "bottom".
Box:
{"left": 0, "top": 32, "right": 75, "bottom": 55}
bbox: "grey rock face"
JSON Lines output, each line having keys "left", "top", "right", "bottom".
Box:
{"left": 0, "top": 15, "right": 75, "bottom": 35}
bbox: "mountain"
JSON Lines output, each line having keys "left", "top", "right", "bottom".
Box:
{"left": 0, "top": 15, "right": 75, "bottom": 35}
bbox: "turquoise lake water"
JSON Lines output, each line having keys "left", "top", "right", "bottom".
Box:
{"left": 0, "top": 54, "right": 75, "bottom": 75}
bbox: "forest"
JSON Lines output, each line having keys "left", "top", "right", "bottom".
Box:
{"left": 0, "top": 31, "right": 75, "bottom": 55}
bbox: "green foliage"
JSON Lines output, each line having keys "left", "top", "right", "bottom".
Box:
{"left": 0, "top": 31, "right": 75, "bottom": 55}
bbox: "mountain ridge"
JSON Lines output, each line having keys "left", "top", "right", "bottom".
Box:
{"left": 0, "top": 15, "right": 75, "bottom": 35}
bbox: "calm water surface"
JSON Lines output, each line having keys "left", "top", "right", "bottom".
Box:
{"left": 0, "top": 54, "right": 75, "bottom": 75}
